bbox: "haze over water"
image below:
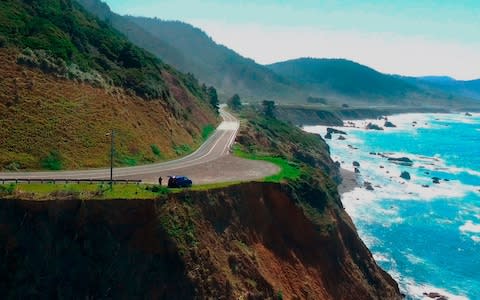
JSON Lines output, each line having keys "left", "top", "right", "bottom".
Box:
{"left": 305, "top": 113, "right": 480, "bottom": 299}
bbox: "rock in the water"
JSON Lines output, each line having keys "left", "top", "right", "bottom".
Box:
{"left": 379, "top": 165, "right": 385, "bottom": 169}
{"left": 338, "top": 135, "right": 346, "bottom": 140}
{"left": 422, "top": 184, "right": 430, "bottom": 188}
{"left": 324, "top": 132, "right": 332, "bottom": 139}
{"left": 388, "top": 157, "right": 414, "bottom": 166}
{"left": 465, "top": 112, "right": 472, "bottom": 117}
{"left": 400, "top": 171, "right": 411, "bottom": 180}
{"left": 364, "top": 181, "right": 374, "bottom": 191}
{"left": 423, "top": 292, "right": 448, "bottom": 300}
{"left": 353, "top": 161, "right": 360, "bottom": 167}
{"left": 354, "top": 167, "right": 360, "bottom": 174}
{"left": 384, "top": 121, "right": 397, "bottom": 128}
{"left": 369, "top": 152, "right": 377, "bottom": 155}
{"left": 432, "top": 177, "right": 441, "bottom": 184}
{"left": 327, "top": 127, "right": 347, "bottom": 135}
{"left": 366, "top": 123, "right": 384, "bottom": 130}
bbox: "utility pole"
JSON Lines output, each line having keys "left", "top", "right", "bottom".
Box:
{"left": 107, "top": 129, "right": 115, "bottom": 189}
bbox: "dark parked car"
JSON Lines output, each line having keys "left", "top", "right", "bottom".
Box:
{"left": 167, "top": 176, "right": 193, "bottom": 188}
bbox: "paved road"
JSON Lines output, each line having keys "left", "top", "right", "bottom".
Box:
{"left": 0, "top": 108, "right": 279, "bottom": 183}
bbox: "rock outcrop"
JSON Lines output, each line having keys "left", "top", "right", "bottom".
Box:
{"left": 384, "top": 121, "right": 397, "bottom": 128}
{"left": 388, "top": 157, "right": 414, "bottom": 166}
{"left": 327, "top": 128, "right": 348, "bottom": 135}
{"left": 366, "top": 123, "right": 384, "bottom": 130}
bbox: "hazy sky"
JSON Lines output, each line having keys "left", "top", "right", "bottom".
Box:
{"left": 106, "top": 0, "right": 480, "bottom": 80}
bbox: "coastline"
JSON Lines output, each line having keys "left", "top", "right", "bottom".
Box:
{"left": 309, "top": 112, "right": 480, "bottom": 300}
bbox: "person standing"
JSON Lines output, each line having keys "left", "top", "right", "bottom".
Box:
{"left": 158, "top": 176, "right": 162, "bottom": 186}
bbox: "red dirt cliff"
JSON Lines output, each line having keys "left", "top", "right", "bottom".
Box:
{"left": 0, "top": 182, "right": 401, "bottom": 299}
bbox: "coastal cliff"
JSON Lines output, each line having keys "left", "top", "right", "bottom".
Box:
{"left": 0, "top": 181, "right": 400, "bottom": 299}
{"left": 0, "top": 110, "right": 402, "bottom": 299}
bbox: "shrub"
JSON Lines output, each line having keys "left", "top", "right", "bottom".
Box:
{"left": 150, "top": 144, "right": 162, "bottom": 157}
{"left": 0, "top": 184, "right": 16, "bottom": 195}
{"left": 0, "top": 35, "right": 6, "bottom": 48}
{"left": 174, "top": 144, "right": 192, "bottom": 156}
{"left": 40, "top": 150, "right": 63, "bottom": 170}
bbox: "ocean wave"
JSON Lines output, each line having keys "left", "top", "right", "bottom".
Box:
{"left": 404, "top": 253, "right": 426, "bottom": 265}
{"left": 460, "top": 221, "right": 480, "bottom": 234}
{"left": 343, "top": 176, "right": 477, "bottom": 204}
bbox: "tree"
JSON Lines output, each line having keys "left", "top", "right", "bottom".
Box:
{"left": 207, "top": 86, "right": 219, "bottom": 113}
{"left": 228, "top": 94, "right": 242, "bottom": 111}
{"left": 262, "top": 100, "right": 276, "bottom": 118}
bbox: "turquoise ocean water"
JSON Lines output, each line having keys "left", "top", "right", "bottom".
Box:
{"left": 304, "top": 113, "right": 480, "bottom": 300}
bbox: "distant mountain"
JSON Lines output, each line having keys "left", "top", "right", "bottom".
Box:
{"left": 76, "top": 0, "right": 480, "bottom": 107}
{"left": 408, "top": 76, "right": 480, "bottom": 100}
{"left": 266, "top": 58, "right": 425, "bottom": 102}
{"left": 77, "top": 0, "right": 304, "bottom": 102}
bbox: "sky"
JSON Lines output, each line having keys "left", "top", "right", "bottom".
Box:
{"left": 106, "top": 0, "right": 480, "bottom": 80}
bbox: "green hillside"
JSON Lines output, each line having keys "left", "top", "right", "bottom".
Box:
{"left": 0, "top": 0, "right": 173, "bottom": 99}
{"left": 0, "top": 0, "right": 218, "bottom": 170}
{"left": 267, "top": 58, "right": 422, "bottom": 100}
{"left": 76, "top": 0, "right": 306, "bottom": 102}
{"left": 74, "top": 0, "right": 480, "bottom": 108}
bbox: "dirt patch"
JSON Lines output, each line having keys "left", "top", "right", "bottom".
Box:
{"left": 122, "top": 155, "right": 280, "bottom": 184}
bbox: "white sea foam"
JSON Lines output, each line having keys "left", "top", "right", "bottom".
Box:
{"left": 384, "top": 269, "right": 470, "bottom": 300}
{"left": 373, "top": 252, "right": 392, "bottom": 263}
{"left": 471, "top": 236, "right": 480, "bottom": 243}
{"left": 403, "top": 280, "right": 469, "bottom": 300}
{"left": 460, "top": 221, "right": 480, "bottom": 234}
{"left": 405, "top": 253, "right": 426, "bottom": 265}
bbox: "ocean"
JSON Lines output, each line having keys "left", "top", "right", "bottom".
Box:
{"left": 304, "top": 113, "right": 480, "bottom": 300}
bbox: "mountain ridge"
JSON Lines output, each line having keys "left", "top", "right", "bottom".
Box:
{"left": 76, "top": 0, "right": 480, "bottom": 107}
{"left": 76, "top": 0, "right": 305, "bottom": 102}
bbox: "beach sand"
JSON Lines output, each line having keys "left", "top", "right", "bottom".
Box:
{"left": 338, "top": 168, "right": 359, "bottom": 194}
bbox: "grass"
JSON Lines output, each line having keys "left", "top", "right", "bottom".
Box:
{"left": 0, "top": 183, "right": 171, "bottom": 200}
{"left": 201, "top": 124, "right": 215, "bottom": 140}
{"left": 0, "top": 181, "right": 249, "bottom": 200}
{"left": 233, "top": 146, "right": 301, "bottom": 183}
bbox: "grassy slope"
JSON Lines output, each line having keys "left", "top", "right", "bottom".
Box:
{"left": 235, "top": 108, "right": 341, "bottom": 183}
{"left": 0, "top": 0, "right": 218, "bottom": 170}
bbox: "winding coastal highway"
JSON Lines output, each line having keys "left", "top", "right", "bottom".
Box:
{"left": 0, "top": 108, "right": 279, "bottom": 184}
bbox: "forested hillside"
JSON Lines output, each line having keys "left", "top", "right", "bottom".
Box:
{"left": 77, "top": 0, "right": 307, "bottom": 102}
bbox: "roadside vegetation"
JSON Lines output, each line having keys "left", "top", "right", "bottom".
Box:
{"left": 233, "top": 146, "right": 301, "bottom": 182}
{"left": 0, "top": 182, "right": 171, "bottom": 200}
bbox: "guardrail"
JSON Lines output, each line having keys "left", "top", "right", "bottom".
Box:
{"left": 0, "top": 179, "right": 142, "bottom": 184}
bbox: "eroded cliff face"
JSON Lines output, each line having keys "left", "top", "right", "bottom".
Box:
{"left": 0, "top": 182, "right": 401, "bottom": 299}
